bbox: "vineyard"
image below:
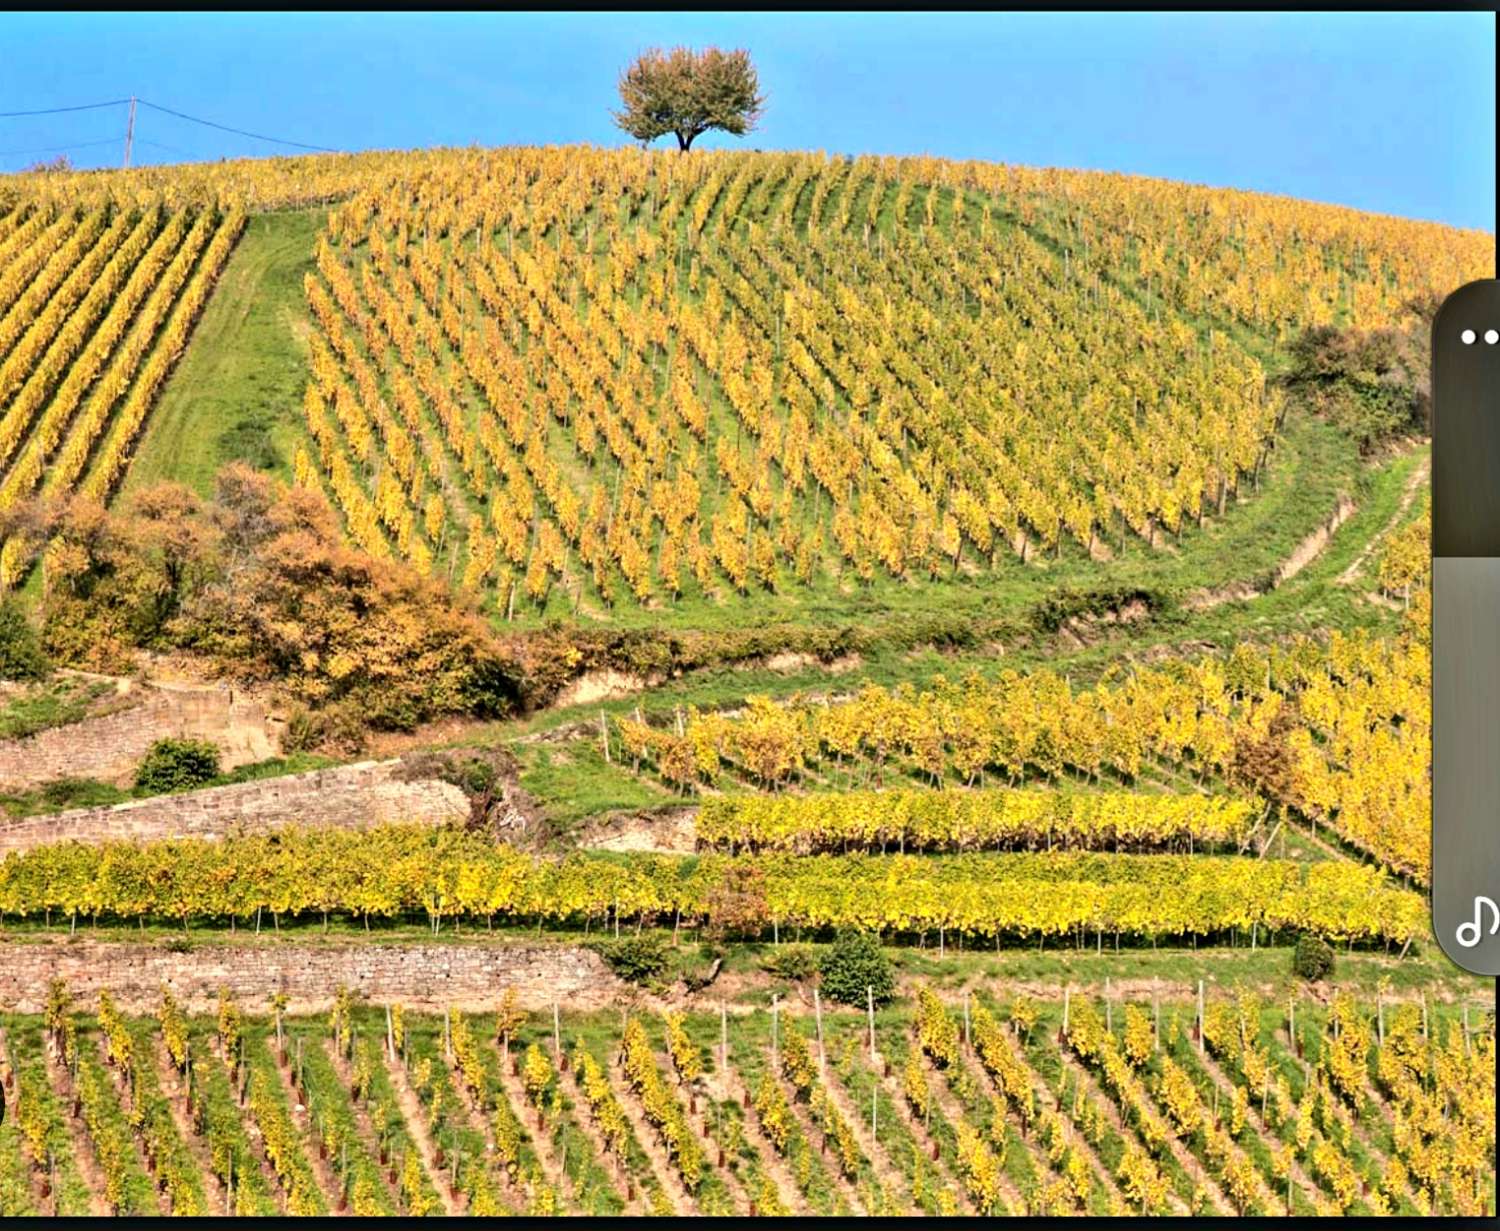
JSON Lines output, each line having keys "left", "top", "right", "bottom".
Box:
{"left": 614, "top": 620, "right": 1430, "bottom": 882}
{"left": 0, "top": 200, "right": 244, "bottom": 586}
{"left": 289, "top": 148, "right": 1484, "bottom": 613}
{"left": 0, "top": 137, "right": 1491, "bottom": 1222}
{"left": 0, "top": 982, "right": 1490, "bottom": 1218}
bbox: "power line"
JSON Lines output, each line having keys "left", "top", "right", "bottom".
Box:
{"left": 0, "top": 99, "right": 130, "bottom": 118}
{"left": 135, "top": 137, "right": 206, "bottom": 159}
{"left": 0, "top": 135, "right": 121, "bottom": 158}
{"left": 137, "top": 98, "right": 338, "bottom": 153}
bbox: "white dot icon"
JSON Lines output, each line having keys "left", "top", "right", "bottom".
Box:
{"left": 1462, "top": 329, "right": 1477, "bottom": 344}
{"left": 1487, "top": 329, "right": 1500, "bottom": 345}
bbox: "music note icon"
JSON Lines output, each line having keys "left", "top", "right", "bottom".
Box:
{"left": 1455, "top": 896, "right": 1500, "bottom": 949}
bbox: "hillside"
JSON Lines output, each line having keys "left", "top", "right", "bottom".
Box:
{"left": 0, "top": 148, "right": 1487, "bottom": 623}
{"left": 0, "top": 146, "right": 1492, "bottom": 1220}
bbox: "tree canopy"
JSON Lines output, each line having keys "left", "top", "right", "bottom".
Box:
{"left": 614, "top": 46, "right": 765, "bottom": 151}
{"left": 31, "top": 464, "right": 523, "bottom": 739}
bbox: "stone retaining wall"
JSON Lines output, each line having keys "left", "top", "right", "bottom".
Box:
{"left": 0, "top": 758, "right": 468, "bottom": 854}
{"left": 0, "top": 681, "right": 276, "bottom": 791}
{"left": 0, "top": 938, "right": 619, "bottom": 1014}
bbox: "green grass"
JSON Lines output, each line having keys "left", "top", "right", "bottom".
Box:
{"left": 0, "top": 676, "right": 118, "bottom": 740}
{"left": 0, "top": 752, "right": 335, "bottom": 820}
{"left": 0, "top": 776, "right": 129, "bottom": 819}
{"left": 119, "top": 210, "right": 322, "bottom": 498}
{"left": 517, "top": 742, "right": 678, "bottom": 834}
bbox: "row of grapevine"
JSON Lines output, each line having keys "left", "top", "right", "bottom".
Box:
{"left": 0, "top": 204, "right": 245, "bottom": 590}
{"left": 2, "top": 985, "right": 1488, "bottom": 1218}
{"left": 620, "top": 623, "right": 1428, "bottom": 882}
{"left": 0, "top": 822, "right": 1427, "bottom": 944}
{"left": 695, "top": 789, "right": 1259, "bottom": 854}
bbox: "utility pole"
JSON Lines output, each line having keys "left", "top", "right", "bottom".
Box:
{"left": 123, "top": 96, "right": 137, "bottom": 169}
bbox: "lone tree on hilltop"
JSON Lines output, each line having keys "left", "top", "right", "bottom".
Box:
{"left": 613, "top": 46, "right": 765, "bottom": 151}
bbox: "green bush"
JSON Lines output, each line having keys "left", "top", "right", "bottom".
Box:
{"left": 0, "top": 600, "right": 49, "bottom": 681}
{"left": 133, "top": 738, "right": 222, "bottom": 794}
{"left": 595, "top": 934, "right": 672, "bottom": 986}
{"left": 763, "top": 943, "right": 818, "bottom": 982}
{"left": 819, "top": 931, "right": 895, "bottom": 1007}
{"left": 1293, "top": 932, "right": 1335, "bottom": 982}
{"left": 1286, "top": 323, "right": 1428, "bottom": 453}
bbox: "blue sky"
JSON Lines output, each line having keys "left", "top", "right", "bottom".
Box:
{"left": 2, "top": 12, "right": 1494, "bottom": 228}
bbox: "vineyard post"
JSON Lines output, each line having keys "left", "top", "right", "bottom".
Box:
{"left": 1197, "top": 981, "right": 1205, "bottom": 1054}
{"left": 814, "top": 989, "right": 825, "bottom": 1076}
{"left": 1063, "top": 986, "right": 1070, "bottom": 1036}
{"left": 1153, "top": 982, "right": 1160, "bottom": 1048}
{"left": 871, "top": 1081, "right": 878, "bottom": 1141}
{"left": 599, "top": 712, "right": 610, "bottom": 764}
{"left": 1377, "top": 994, "right": 1384, "bottom": 1047}
{"left": 1289, "top": 997, "right": 1298, "bottom": 1056}
{"left": 1420, "top": 993, "right": 1427, "bottom": 1040}
{"left": 1105, "top": 978, "right": 1112, "bottom": 1034}
{"left": 720, "top": 1002, "right": 728, "bottom": 1101}
{"left": 771, "top": 995, "right": 779, "bottom": 1072}
{"left": 553, "top": 1003, "right": 561, "bottom": 1065}
{"left": 963, "top": 992, "right": 971, "bottom": 1048}
{"left": 385, "top": 1006, "right": 394, "bottom": 1061}
{"left": 867, "top": 987, "right": 877, "bottom": 1065}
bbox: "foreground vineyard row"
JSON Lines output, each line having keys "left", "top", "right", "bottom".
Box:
{"left": 618, "top": 624, "right": 1429, "bottom": 884}
{"left": 0, "top": 201, "right": 245, "bottom": 588}
{"left": 0, "top": 984, "right": 1490, "bottom": 1217}
{"left": 0, "top": 824, "right": 1425, "bottom": 944}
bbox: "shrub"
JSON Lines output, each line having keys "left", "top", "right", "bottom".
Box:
{"left": 595, "top": 934, "right": 672, "bottom": 986}
{"left": 134, "top": 738, "right": 222, "bottom": 794}
{"left": 819, "top": 931, "right": 895, "bottom": 1007}
{"left": 1285, "top": 322, "right": 1428, "bottom": 452}
{"left": 1293, "top": 933, "right": 1335, "bottom": 982}
{"left": 763, "top": 943, "right": 818, "bottom": 982}
{"left": 0, "top": 600, "right": 49, "bottom": 681}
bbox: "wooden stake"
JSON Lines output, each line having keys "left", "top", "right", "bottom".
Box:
{"left": 771, "top": 996, "right": 780, "bottom": 1073}
{"left": 867, "top": 986, "right": 877, "bottom": 1064}
{"left": 814, "top": 990, "right": 826, "bottom": 1076}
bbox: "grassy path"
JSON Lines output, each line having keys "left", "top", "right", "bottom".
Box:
{"left": 119, "top": 210, "right": 320, "bottom": 499}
